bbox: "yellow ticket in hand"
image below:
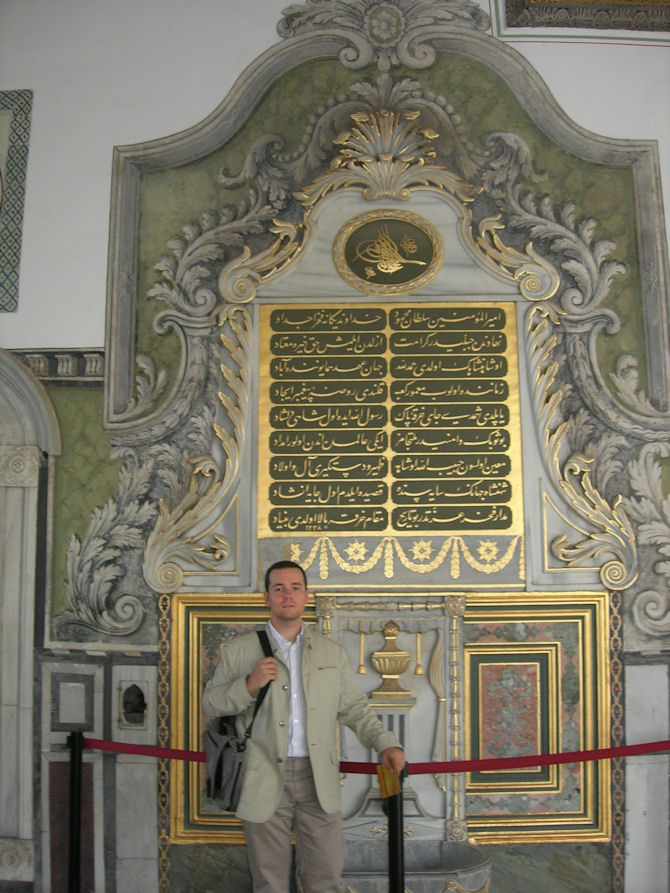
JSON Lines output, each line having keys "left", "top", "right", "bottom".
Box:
{"left": 376, "top": 763, "right": 402, "bottom": 798}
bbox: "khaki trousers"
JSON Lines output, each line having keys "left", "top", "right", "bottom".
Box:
{"left": 242, "top": 757, "right": 344, "bottom": 893}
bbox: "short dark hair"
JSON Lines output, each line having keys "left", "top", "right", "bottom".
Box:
{"left": 264, "top": 560, "right": 308, "bottom": 593}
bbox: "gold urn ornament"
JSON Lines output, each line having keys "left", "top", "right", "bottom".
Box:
{"left": 370, "top": 620, "right": 412, "bottom": 698}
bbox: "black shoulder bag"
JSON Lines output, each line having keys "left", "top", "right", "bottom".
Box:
{"left": 205, "top": 629, "right": 273, "bottom": 812}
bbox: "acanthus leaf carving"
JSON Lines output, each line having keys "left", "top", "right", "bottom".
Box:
{"left": 218, "top": 221, "right": 303, "bottom": 303}
{"left": 143, "top": 456, "right": 231, "bottom": 595}
{"left": 475, "top": 216, "right": 560, "bottom": 302}
{"left": 142, "top": 305, "right": 251, "bottom": 594}
{"left": 621, "top": 443, "right": 670, "bottom": 636}
{"left": 549, "top": 451, "right": 638, "bottom": 591}
{"left": 527, "top": 303, "right": 639, "bottom": 591}
{"left": 120, "top": 354, "right": 169, "bottom": 420}
{"left": 295, "top": 106, "right": 479, "bottom": 205}
{"left": 610, "top": 355, "right": 668, "bottom": 419}
{"left": 478, "top": 132, "right": 626, "bottom": 328}
{"left": 55, "top": 450, "right": 157, "bottom": 639}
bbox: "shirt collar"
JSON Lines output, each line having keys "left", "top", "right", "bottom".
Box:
{"left": 268, "top": 620, "right": 303, "bottom": 649}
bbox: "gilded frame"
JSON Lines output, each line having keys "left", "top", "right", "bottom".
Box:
{"left": 168, "top": 590, "right": 612, "bottom": 846}
{"left": 464, "top": 591, "right": 611, "bottom": 844}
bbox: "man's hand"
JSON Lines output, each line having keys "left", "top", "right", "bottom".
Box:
{"left": 245, "top": 657, "right": 278, "bottom": 695}
{"left": 381, "top": 746, "right": 406, "bottom": 775}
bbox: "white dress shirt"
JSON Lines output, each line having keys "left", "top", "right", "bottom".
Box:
{"left": 268, "top": 622, "right": 309, "bottom": 757}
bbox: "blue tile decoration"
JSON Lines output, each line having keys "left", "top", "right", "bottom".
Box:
{"left": 0, "top": 90, "right": 33, "bottom": 313}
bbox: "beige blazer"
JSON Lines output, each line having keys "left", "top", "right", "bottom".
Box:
{"left": 203, "top": 625, "right": 401, "bottom": 822}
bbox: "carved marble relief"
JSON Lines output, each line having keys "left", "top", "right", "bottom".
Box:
{"left": 57, "top": 44, "right": 665, "bottom": 642}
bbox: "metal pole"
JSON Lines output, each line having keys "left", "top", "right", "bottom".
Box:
{"left": 67, "top": 730, "right": 83, "bottom": 893}
{"left": 386, "top": 768, "right": 405, "bottom": 893}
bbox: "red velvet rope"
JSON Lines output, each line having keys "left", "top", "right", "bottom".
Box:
{"left": 83, "top": 737, "right": 670, "bottom": 773}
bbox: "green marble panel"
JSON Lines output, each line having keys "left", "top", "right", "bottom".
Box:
{"left": 480, "top": 842, "right": 611, "bottom": 893}
{"left": 48, "top": 387, "right": 120, "bottom": 616}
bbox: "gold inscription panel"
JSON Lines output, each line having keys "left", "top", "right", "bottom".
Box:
{"left": 258, "top": 302, "right": 524, "bottom": 574}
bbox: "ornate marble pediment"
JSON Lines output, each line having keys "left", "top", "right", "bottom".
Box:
{"left": 49, "top": 0, "right": 668, "bottom": 658}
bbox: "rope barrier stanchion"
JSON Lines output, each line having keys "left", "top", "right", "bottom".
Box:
{"left": 67, "top": 730, "right": 84, "bottom": 893}
{"left": 380, "top": 766, "right": 406, "bottom": 893}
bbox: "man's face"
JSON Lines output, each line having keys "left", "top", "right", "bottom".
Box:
{"left": 264, "top": 566, "right": 310, "bottom": 624}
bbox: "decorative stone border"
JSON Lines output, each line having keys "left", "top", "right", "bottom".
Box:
{"left": 504, "top": 0, "right": 670, "bottom": 32}
{"left": 10, "top": 348, "right": 105, "bottom": 387}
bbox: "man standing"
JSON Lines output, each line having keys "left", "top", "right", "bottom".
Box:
{"left": 203, "top": 560, "right": 406, "bottom": 893}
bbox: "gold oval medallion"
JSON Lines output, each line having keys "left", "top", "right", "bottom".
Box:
{"left": 333, "top": 209, "right": 443, "bottom": 294}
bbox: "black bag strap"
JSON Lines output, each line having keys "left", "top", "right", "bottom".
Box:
{"left": 257, "top": 628, "right": 273, "bottom": 658}
{"left": 242, "top": 629, "right": 274, "bottom": 742}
